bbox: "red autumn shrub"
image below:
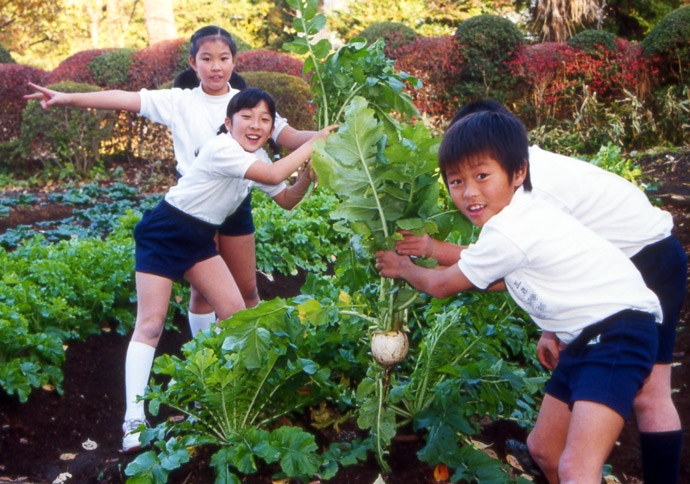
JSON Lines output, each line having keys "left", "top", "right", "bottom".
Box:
{"left": 0, "top": 64, "right": 48, "bottom": 141}
{"left": 507, "top": 39, "right": 659, "bottom": 124}
{"left": 391, "top": 36, "right": 464, "bottom": 118}
{"left": 126, "top": 38, "right": 187, "bottom": 91}
{"left": 48, "top": 49, "right": 113, "bottom": 85}
{"left": 236, "top": 50, "right": 304, "bottom": 78}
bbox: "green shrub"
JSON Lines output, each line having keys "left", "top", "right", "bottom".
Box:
{"left": 454, "top": 15, "right": 523, "bottom": 102}
{"left": 0, "top": 44, "right": 15, "bottom": 64}
{"left": 357, "top": 22, "right": 418, "bottom": 56}
{"left": 642, "top": 5, "right": 690, "bottom": 85}
{"left": 48, "top": 49, "right": 108, "bottom": 85}
{"left": 243, "top": 71, "right": 316, "bottom": 131}
{"left": 88, "top": 48, "right": 136, "bottom": 88}
{"left": 568, "top": 30, "right": 619, "bottom": 55}
{"left": 19, "top": 82, "right": 116, "bottom": 175}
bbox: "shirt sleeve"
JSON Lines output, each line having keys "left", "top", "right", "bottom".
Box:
{"left": 457, "top": 226, "right": 527, "bottom": 289}
{"left": 208, "top": 136, "right": 259, "bottom": 179}
{"left": 271, "top": 112, "right": 288, "bottom": 141}
{"left": 138, "top": 88, "right": 176, "bottom": 127}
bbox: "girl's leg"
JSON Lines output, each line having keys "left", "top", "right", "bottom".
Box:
{"left": 185, "top": 255, "right": 246, "bottom": 321}
{"left": 634, "top": 363, "right": 682, "bottom": 484}
{"left": 218, "top": 233, "right": 260, "bottom": 309}
{"left": 558, "top": 400, "right": 625, "bottom": 484}
{"left": 123, "top": 272, "right": 173, "bottom": 450}
{"left": 527, "top": 394, "right": 571, "bottom": 484}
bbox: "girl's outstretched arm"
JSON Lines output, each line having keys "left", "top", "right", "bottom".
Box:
{"left": 24, "top": 82, "right": 141, "bottom": 112}
{"left": 244, "top": 125, "right": 337, "bottom": 185}
{"left": 276, "top": 126, "right": 317, "bottom": 150}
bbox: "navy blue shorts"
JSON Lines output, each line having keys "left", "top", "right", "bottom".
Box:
{"left": 218, "top": 191, "right": 255, "bottom": 236}
{"left": 631, "top": 235, "right": 687, "bottom": 364}
{"left": 134, "top": 200, "right": 219, "bottom": 280}
{"left": 544, "top": 310, "right": 658, "bottom": 419}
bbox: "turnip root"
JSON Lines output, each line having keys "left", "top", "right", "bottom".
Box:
{"left": 371, "top": 330, "right": 409, "bottom": 368}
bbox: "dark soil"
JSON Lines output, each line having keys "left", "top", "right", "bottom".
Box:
{"left": 0, "top": 148, "right": 689, "bottom": 484}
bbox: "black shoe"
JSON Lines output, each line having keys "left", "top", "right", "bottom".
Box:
{"left": 505, "top": 439, "right": 546, "bottom": 481}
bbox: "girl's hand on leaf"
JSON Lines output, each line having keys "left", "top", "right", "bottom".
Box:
{"left": 396, "top": 231, "right": 434, "bottom": 258}
{"left": 375, "top": 250, "right": 410, "bottom": 279}
{"left": 24, "top": 82, "right": 69, "bottom": 110}
{"left": 315, "top": 124, "right": 339, "bottom": 141}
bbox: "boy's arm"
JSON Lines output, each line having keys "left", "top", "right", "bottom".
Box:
{"left": 396, "top": 232, "right": 466, "bottom": 266}
{"left": 375, "top": 250, "right": 475, "bottom": 298}
{"left": 270, "top": 162, "right": 315, "bottom": 209}
{"left": 245, "top": 125, "right": 336, "bottom": 185}
{"left": 25, "top": 82, "right": 141, "bottom": 112}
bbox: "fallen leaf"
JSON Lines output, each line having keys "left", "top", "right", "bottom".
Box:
{"left": 41, "top": 384, "right": 56, "bottom": 392}
{"left": 271, "top": 479, "right": 289, "bottom": 484}
{"left": 59, "top": 453, "right": 77, "bottom": 461}
{"left": 603, "top": 476, "right": 621, "bottom": 484}
{"left": 506, "top": 453, "right": 524, "bottom": 471}
{"left": 52, "top": 472, "right": 72, "bottom": 484}
{"left": 81, "top": 439, "right": 97, "bottom": 450}
{"left": 433, "top": 463, "right": 450, "bottom": 482}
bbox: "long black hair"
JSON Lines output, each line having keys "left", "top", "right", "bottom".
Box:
{"left": 173, "top": 26, "right": 246, "bottom": 90}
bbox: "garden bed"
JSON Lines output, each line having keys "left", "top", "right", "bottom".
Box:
{"left": 0, "top": 149, "right": 688, "bottom": 484}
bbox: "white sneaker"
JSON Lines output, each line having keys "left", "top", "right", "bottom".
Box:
{"left": 122, "top": 418, "right": 148, "bottom": 452}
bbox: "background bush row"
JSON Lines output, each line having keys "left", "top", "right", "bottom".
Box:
{"left": 1, "top": 7, "right": 689, "bottom": 175}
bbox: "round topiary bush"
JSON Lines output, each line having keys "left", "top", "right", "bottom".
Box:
{"left": 242, "top": 71, "right": 316, "bottom": 132}
{"left": 568, "top": 29, "right": 618, "bottom": 55}
{"left": 641, "top": 5, "right": 690, "bottom": 86}
{"left": 20, "top": 82, "right": 116, "bottom": 174}
{"left": 236, "top": 50, "right": 304, "bottom": 78}
{"left": 88, "top": 48, "right": 136, "bottom": 88}
{"left": 454, "top": 14, "right": 523, "bottom": 101}
{"left": 0, "top": 44, "right": 15, "bottom": 64}
{"left": 357, "top": 22, "right": 418, "bottom": 56}
{"left": 48, "top": 49, "right": 110, "bottom": 85}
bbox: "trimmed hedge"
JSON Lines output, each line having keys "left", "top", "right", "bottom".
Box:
{"left": 0, "top": 44, "right": 15, "bottom": 64}
{"left": 127, "top": 38, "right": 188, "bottom": 91}
{"left": 454, "top": 15, "right": 523, "bottom": 102}
{"left": 242, "top": 71, "right": 316, "bottom": 131}
{"left": 642, "top": 5, "right": 690, "bottom": 86}
{"left": 568, "top": 30, "right": 618, "bottom": 55}
{"left": 88, "top": 48, "right": 137, "bottom": 88}
{"left": 48, "top": 49, "right": 112, "bottom": 85}
{"left": 392, "top": 36, "right": 464, "bottom": 118}
{"left": 357, "top": 22, "right": 418, "bottom": 57}
{"left": 19, "top": 82, "right": 116, "bottom": 173}
{"left": 236, "top": 50, "right": 304, "bottom": 78}
{"left": 0, "top": 64, "right": 48, "bottom": 141}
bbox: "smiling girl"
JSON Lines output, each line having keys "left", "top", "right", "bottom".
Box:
{"left": 25, "top": 26, "right": 316, "bottom": 365}
{"left": 123, "top": 87, "right": 336, "bottom": 452}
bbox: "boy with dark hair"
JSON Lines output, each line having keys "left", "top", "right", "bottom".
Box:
{"left": 375, "top": 110, "right": 662, "bottom": 484}
{"left": 397, "top": 101, "right": 685, "bottom": 484}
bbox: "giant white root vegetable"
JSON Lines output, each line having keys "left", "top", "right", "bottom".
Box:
{"left": 371, "top": 330, "right": 409, "bottom": 368}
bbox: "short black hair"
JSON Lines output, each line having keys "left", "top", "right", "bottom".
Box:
{"left": 439, "top": 110, "right": 532, "bottom": 191}
{"left": 447, "top": 99, "right": 510, "bottom": 131}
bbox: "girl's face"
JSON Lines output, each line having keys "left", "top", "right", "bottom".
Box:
{"left": 446, "top": 155, "right": 526, "bottom": 227}
{"left": 189, "top": 38, "right": 234, "bottom": 96}
{"left": 224, "top": 101, "right": 274, "bottom": 152}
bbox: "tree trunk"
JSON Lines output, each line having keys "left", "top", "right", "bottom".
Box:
{"left": 143, "top": 0, "right": 177, "bottom": 45}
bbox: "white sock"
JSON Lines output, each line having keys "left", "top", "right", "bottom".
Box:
{"left": 188, "top": 311, "right": 216, "bottom": 336}
{"left": 124, "top": 341, "right": 155, "bottom": 421}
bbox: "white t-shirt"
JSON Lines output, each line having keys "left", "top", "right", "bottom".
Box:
{"left": 164, "top": 133, "right": 286, "bottom": 226}
{"left": 139, "top": 84, "right": 288, "bottom": 175}
{"left": 458, "top": 187, "right": 662, "bottom": 344}
{"left": 529, "top": 146, "right": 672, "bottom": 257}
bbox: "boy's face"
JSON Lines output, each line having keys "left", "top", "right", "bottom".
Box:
{"left": 445, "top": 155, "right": 526, "bottom": 227}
